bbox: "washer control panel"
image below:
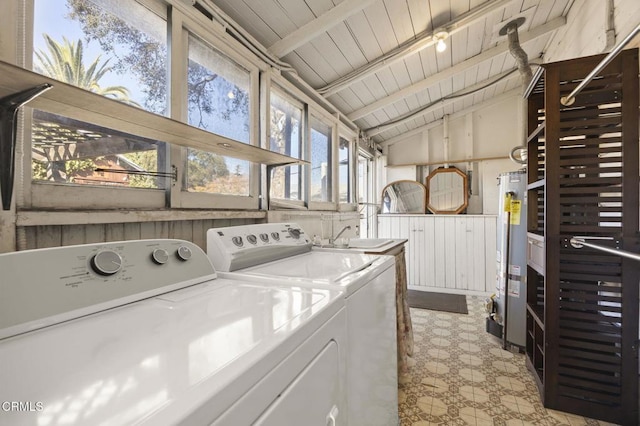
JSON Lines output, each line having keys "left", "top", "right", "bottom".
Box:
{"left": 207, "top": 223, "right": 312, "bottom": 272}
{"left": 0, "top": 239, "right": 217, "bottom": 340}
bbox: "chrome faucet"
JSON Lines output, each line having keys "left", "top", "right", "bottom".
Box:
{"left": 329, "top": 225, "right": 351, "bottom": 246}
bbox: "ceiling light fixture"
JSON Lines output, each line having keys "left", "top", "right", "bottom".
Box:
{"left": 434, "top": 31, "right": 449, "bottom": 53}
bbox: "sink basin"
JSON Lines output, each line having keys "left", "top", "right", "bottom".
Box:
{"left": 347, "top": 238, "right": 393, "bottom": 249}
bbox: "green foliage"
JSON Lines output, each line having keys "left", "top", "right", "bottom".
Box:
{"left": 32, "top": 158, "right": 95, "bottom": 182}
{"left": 66, "top": 0, "right": 166, "bottom": 114}
{"left": 186, "top": 149, "right": 229, "bottom": 189}
{"left": 121, "top": 151, "right": 159, "bottom": 188}
{"left": 34, "top": 34, "right": 138, "bottom": 105}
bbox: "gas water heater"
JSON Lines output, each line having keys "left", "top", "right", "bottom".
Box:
{"left": 489, "top": 169, "right": 527, "bottom": 349}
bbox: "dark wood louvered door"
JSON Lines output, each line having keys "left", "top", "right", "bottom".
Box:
{"left": 525, "top": 49, "right": 639, "bottom": 425}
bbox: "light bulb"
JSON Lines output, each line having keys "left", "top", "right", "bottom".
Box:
{"left": 434, "top": 31, "right": 449, "bottom": 53}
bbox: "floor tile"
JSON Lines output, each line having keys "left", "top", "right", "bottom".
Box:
{"left": 398, "top": 296, "right": 617, "bottom": 426}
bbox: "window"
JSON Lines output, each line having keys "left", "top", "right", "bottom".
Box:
{"left": 310, "top": 116, "right": 332, "bottom": 203}
{"left": 269, "top": 88, "right": 303, "bottom": 202}
{"left": 185, "top": 33, "right": 252, "bottom": 196}
{"left": 29, "top": 0, "right": 169, "bottom": 207}
{"left": 338, "top": 137, "right": 351, "bottom": 203}
{"left": 32, "top": 110, "right": 167, "bottom": 189}
{"left": 33, "top": 0, "right": 168, "bottom": 115}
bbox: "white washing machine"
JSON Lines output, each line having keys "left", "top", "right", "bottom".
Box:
{"left": 207, "top": 223, "right": 399, "bottom": 426}
{"left": 0, "top": 239, "right": 346, "bottom": 426}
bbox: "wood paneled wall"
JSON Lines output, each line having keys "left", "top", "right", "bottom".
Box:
{"left": 378, "top": 214, "right": 496, "bottom": 294}
{"left": 20, "top": 218, "right": 261, "bottom": 251}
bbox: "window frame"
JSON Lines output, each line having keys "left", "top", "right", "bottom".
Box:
{"left": 24, "top": 0, "right": 170, "bottom": 210}
{"left": 170, "top": 9, "right": 261, "bottom": 210}
{"left": 11, "top": 0, "right": 355, "bottom": 214}
{"left": 337, "top": 124, "right": 357, "bottom": 211}
{"left": 308, "top": 108, "right": 337, "bottom": 211}
{"left": 268, "top": 84, "right": 306, "bottom": 209}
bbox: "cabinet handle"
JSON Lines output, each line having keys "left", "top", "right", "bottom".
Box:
{"left": 326, "top": 405, "right": 339, "bottom": 426}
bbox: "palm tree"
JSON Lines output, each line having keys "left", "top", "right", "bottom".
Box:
{"left": 34, "top": 34, "right": 138, "bottom": 105}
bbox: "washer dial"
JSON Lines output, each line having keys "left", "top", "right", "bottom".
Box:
{"left": 288, "top": 228, "right": 301, "bottom": 239}
{"left": 91, "top": 250, "right": 123, "bottom": 276}
{"left": 152, "top": 248, "right": 169, "bottom": 265}
{"left": 176, "top": 246, "right": 192, "bottom": 261}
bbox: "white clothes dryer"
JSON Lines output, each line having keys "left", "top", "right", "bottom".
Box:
{"left": 0, "top": 239, "right": 346, "bottom": 426}
{"left": 207, "top": 223, "right": 399, "bottom": 426}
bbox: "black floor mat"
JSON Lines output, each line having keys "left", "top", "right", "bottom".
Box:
{"left": 407, "top": 290, "right": 468, "bottom": 314}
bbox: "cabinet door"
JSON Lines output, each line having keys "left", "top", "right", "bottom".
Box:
{"left": 254, "top": 341, "right": 341, "bottom": 426}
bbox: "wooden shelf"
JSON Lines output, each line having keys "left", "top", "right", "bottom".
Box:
{"left": 526, "top": 303, "right": 545, "bottom": 329}
{"left": 0, "top": 60, "right": 307, "bottom": 167}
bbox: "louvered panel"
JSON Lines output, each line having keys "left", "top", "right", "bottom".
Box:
{"left": 559, "top": 262, "right": 620, "bottom": 275}
{"left": 560, "top": 318, "right": 622, "bottom": 334}
{"left": 557, "top": 374, "right": 621, "bottom": 393}
{"left": 548, "top": 52, "right": 638, "bottom": 423}
{"left": 559, "top": 271, "right": 621, "bottom": 282}
{"left": 557, "top": 386, "right": 621, "bottom": 405}
{"left": 559, "top": 348, "right": 621, "bottom": 364}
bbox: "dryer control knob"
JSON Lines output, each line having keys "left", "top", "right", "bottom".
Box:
{"left": 288, "top": 228, "right": 301, "bottom": 239}
{"left": 151, "top": 248, "right": 169, "bottom": 265}
{"left": 232, "top": 236, "right": 243, "bottom": 247}
{"left": 176, "top": 246, "right": 192, "bottom": 261}
{"left": 246, "top": 234, "right": 257, "bottom": 245}
{"left": 91, "top": 250, "right": 123, "bottom": 276}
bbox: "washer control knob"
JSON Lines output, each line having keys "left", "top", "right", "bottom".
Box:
{"left": 176, "top": 246, "right": 192, "bottom": 261}
{"left": 246, "top": 234, "right": 257, "bottom": 245}
{"left": 259, "top": 233, "right": 269, "bottom": 242}
{"left": 91, "top": 250, "right": 123, "bottom": 276}
{"left": 288, "top": 228, "right": 301, "bottom": 239}
{"left": 151, "top": 248, "right": 169, "bottom": 265}
{"left": 271, "top": 232, "right": 280, "bottom": 241}
{"left": 232, "top": 236, "right": 243, "bottom": 247}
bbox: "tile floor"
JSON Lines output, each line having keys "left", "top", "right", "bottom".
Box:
{"left": 398, "top": 295, "right": 618, "bottom": 426}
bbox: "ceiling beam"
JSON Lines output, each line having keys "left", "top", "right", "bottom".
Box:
{"left": 348, "top": 16, "right": 566, "bottom": 121}
{"left": 318, "top": 0, "right": 514, "bottom": 97}
{"left": 268, "top": 0, "right": 378, "bottom": 58}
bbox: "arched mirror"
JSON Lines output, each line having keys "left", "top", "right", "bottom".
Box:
{"left": 426, "top": 167, "right": 468, "bottom": 214}
{"left": 380, "top": 180, "right": 427, "bottom": 214}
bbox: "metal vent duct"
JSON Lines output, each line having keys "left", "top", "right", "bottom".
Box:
{"left": 500, "top": 17, "right": 533, "bottom": 90}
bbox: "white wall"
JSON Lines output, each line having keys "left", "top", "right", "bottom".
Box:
{"left": 544, "top": 0, "right": 640, "bottom": 62}
{"left": 384, "top": 93, "right": 523, "bottom": 214}
{"left": 380, "top": 0, "right": 640, "bottom": 217}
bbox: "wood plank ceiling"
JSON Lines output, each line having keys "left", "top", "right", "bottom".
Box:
{"left": 206, "top": 0, "right": 571, "bottom": 143}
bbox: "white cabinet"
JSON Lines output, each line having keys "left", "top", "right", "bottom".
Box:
{"left": 378, "top": 215, "right": 496, "bottom": 293}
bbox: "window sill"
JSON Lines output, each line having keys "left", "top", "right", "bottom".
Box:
{"left": 16, "top": 209, "right": 266, "bottom": 226}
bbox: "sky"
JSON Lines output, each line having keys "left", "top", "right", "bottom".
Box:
{"left": 32, "top": 0, "right": 348, "bottom": 196}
